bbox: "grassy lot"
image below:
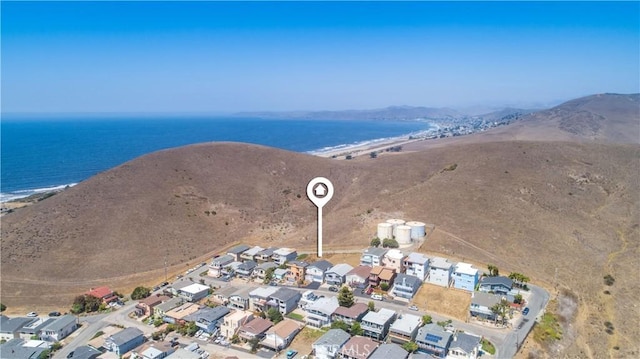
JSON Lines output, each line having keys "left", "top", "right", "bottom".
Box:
{"left": 305, "top": 252, "right": 362, "bottom": 267}
{"left": 287, "top": 326, "right": 327, "bottom": 357}
{"left": 533, "top": 312, "right": 563, "bottom": 342}
{"left": 481, "top": 338, "right": 496, "bottom": 355}
{"left": 412, "top": 283, "right": 472, "bottom": 321}
{"left": 286, "top": 312, "right": 304, "bottom": 321}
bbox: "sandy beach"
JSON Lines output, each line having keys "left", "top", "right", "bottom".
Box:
{"left": 313, "top": 135, "right": 426, "bottom": 159}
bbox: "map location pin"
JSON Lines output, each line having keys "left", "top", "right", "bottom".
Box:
{"left": 307, "top": 177, "right": 334, "bottom": 257}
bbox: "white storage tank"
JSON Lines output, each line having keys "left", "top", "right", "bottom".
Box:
{"left": 406, "top": 221, "right": 426, "bottom": 240}
{"left": 386, "top": 219, "right": 406, "bottom": 236}
{"left": 377, "top": 223, "right": 393, "bottom": 240}
{"left": 395, "top": 225, "right": 412, "bottom": 245}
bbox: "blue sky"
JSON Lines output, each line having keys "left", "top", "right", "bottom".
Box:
{"left": 2, "top": 1, "right": 639, "bottom": 113}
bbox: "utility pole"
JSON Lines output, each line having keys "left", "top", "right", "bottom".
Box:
{"left": 165, "top": 249, "right": 168, "bottom": 282}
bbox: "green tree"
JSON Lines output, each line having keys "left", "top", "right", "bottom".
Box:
{"left": 0, "top": 303, "right": 6, "bottom": 312}
{"left": 368, "top": 301, "right": 376, "bottom": 312}
{"left": 370, "top": 237, "right": 381, "bottom": 247}
{"left": 249, "top": 337, "right": 261, "bottom": 353}
{"left": 263, "top": 267, "right": 276, "bottom": 284}
{"left": 331, "top": 320, "right": 349, "bottom": 331}
{"left": 487, "top": 264, "right": 499, "bottom": 277}
{"left": 382, "top": 238, "right": 399, "bottom": 248}
{"left": 513, "top": 294, "right": 523, "bottom": 305}
{"left": 84, "top": 295, "right": 102, "bottom": 313}
{"left": 338, "top": 286, "right": 355, "bottom": 308}
{"left": 490, "top": 299, "right": 510, "bottom": 325}
{"left": 153, "top": 318, "right": 164, "bottom": 327}
{"left": 422, "top": 315, "right": 432, "bottom": 324}
{"left": 267, "top": 308, "right": 283, "bottom": 324}
{"left": 380, "top": 282, "right": 389, "bottom": 291}
{"left": 131, "top": 286, "right": 151, "bottom": 300}
{"left": 402, "top": 341, "right": 419, "bottom": 353}
{"left": 38, "top": 349, "right": 51, "bottom": 359}
{"left": 350, "top": 322, "right": 364, "bottom": 336}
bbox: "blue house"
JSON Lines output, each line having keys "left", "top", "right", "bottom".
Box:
{"left": 104, "top": 327, "right": 145, "bottom": 356}
{"left": 478, "top": 276, "right": 513, "bottom": 295}
{"left": 415, "top": 323, "right": 453, "bottom": 358}
{"left": 452, "top": 262, "right": 479, "bottom": 292}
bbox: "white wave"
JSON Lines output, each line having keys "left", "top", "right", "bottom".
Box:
{"left": 0, "top": 183, "right": 77, "bottom": 203}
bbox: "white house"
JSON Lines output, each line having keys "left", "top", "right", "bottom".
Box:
{"left": 448, "top": 332, "right": 482, "bottom": 359}
{"left": 346, "top": 265, "right": 372, "bottom": 288}
{"left": 260, "top": 319, "right": 301, "bottom": 351}
{"left": 403, "top": 253, "right": 429, "bottom": 281}
{"left": 220, "top": 310, "right": 254, "bottom": 339}
{"left": 305, "top": 260, "right": 333, "bottom": 283}
{"left": 427, "top": 257, "right": 453, "bottom": 287}
{"left": 382, "top": 249, "right": 405, "bottom": 273}
{"left": 312, "top": 328, "right": 351, "bottom": 359}
{"left": 209, "top": 255, "right": 234, "bottom": 278}
{"left": 325, "top": 263, "right": 354, "bottom": 286}
{"left": 178, "top": 283, "right": 210, "bottom": 302}
{"left": 360, "top": 247, "right": 388, "bottom": 267}
{"left": 305, "top": 296, "right": 339, "bottom": 328}
{"left": 272, "top": 248, "right": 297, "bottom": 265}
{"left": 39, "top": 315, "right": 78, "bottom": 342}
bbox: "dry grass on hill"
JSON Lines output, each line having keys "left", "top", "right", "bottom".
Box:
{"left": 413, "top": 284, "right": 472, "bottom": 322}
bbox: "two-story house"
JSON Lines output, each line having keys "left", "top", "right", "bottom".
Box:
{"left": 391, "top": 273, "right": 422, "bottom": 300}
{"left": 360, "top": 247, "right": 388, "bottom": 267}
{"left": 452, "top": 262, "right": 479, "bottom": 292}
{"left": 18, "top": 317, "right": 55, "bottom": 340}
{"left": 448, "top": 332, "right": 482, "bottom": 359}
{"left": 254, "top": 262, "right": 278, "bottom": 282}
{"left": 382, "top": 249, "right": 405, "bottom": 273}
{"left": 39, "top": 315, "right": 78, "bottom": 342}
{"left": 388, "top": 313, "right": 422, "bottom": 344}
{"left": 212, "top": 286, "right": 237, "bottom": 306}
{"left": 238, "top": 317, "right": 273, "bottom": 343}
{"left": 469, "top": 292, "right": 502, "bottom": 321}
{"left": 228, "top": 287, "right": 253, "bottom": 311}
{"left": 260, "top": 319, "right": 301, "bottom": 351}
{"left": 136, "top": 294, "right": 170, "bottom": 318}
{"left": 87, "top": 286, "right": 119, "bottom": 305}
{"left": 339, "top": 336, "right": 379, "bottom": 359}
{"left": 305, "top": 260, "right": 334, "bottom": 283}
{"left": 255, "top": 247, "right": 278, "bottom": 262}
{"left": 154, "top": 297, "right": 183, "bottom": 320}
{"left": 331, "top": 303, "right": 369, "bottom": 327}
{"left": 220, "top": 310, "right": 254, "bottom": 339}
{"left": 226, "top": 244, "right": 251, "bottom": 261}
{"left": 184, "top": 306, "right": 230, "bottom": 334}
{"left": 208, "top": 254, "right": 235, "bottom": 278}
{"left": 368, "top": 343, "right": 409, "bottom": 359}
{"left": 178, "top": 283, "right": 209, "bottom": 302}
{"left": 240, "top": 246, "right": 264, "bottom": 261}
{"left": 369, "top": 266, "right": 396, "bottom": 289}
{"left": 272, "top": 248, "right": 297, "bottom": 265}
{"left": 249, "top": 287, "right": 279, "bottom": 313}
{"left": 415, "top": 323, "right": 453, "bottom": 358}
{"left": 403, "top": 253, "right": 430, "bottom": 281}
{"left": 305, "top": 296, "right": 339, "bottom": 328}
{"left": 478, "top": 276, "right": 513, "bottom": 296}
{"left": 164, "top": 302, "right": 200, "bottom": 324}
{"left": 325, "top": 263, "right": 354, "bottom": 286}
{"left": 360, "top": 308, "right": 397, "bottom": 342}
{"left": 346, "top": 266, "right": 372, "bottom": 289}
{"left": 313, "top": 328, "right": 351, "bottom": 359}
{"left": 104, "top": 327, "right": 145, "bottom": 356}
{"left": 267, "top": 287, "right": 301, "bottom": 315}
{"left": 427, "top": 257, "right": 453, "bottom": 287}
{"left": 235, "top": 260, "right": 258, "bottom": 278}
{"left": 286, "top": 261, "right": 309, "bottom": 284}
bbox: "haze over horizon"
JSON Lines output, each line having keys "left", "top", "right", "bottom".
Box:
{"left": 2, "top": 1, "right": 639, "bottom": 114}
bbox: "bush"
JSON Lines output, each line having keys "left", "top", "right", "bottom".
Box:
{"left": 267, "top": 308, "right": 283, "bottom": 324}
{"left": 380, "top": 283, "right": 389, "bottom": 291}
{"left": 402, "top": 341, "right": 418, "bottom": 353}
{"left": 604, "top": 274, "right": 615, "bottom": 286}
{"left": 382, "top": 238, "right": 399, "bottom": 248}
{"left": 370, "top": 237, "right": 381, "bottom": 247}
{"left": 0, "top": 303, "right": 6, "bottom": 312}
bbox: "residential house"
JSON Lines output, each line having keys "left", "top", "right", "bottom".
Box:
{"left": 220, "top": 310, "right": 254, "bottom": 339}
{"left": 346, "top": 266, "right": 372, "bottom": 289}
{"left": 448, "top": 332, "right": 482, "bottom": 359}
{"left": 184, "top": 306, "right": 230, "bottom": 334}
{"left": 87, "top": 286, "right": 119, "bottom": 304}
{"left": 154, "top": 297, "right": 183, "bottom": 319}
{"left": 339, "top": 336, "right": 379, "bottom": 359}
{"left": 136, "top": 294, "right": 170, "bottom": 317}
{"left": 391, "top": 274, "right": 422, "bottom": 300}
{"left": 452, "top": 263, "right": 479, "bottom": 292}
{"left": 260, "top": 319, "right": 301, "bottom": 351}
{"left": 312, "top": 328, "right": 351, "bottom": 359}
{"left": 388, "top": 313, "right": 422, "bottom": 344}
{"left": 0, "top": 338, "right": 48, "bottom": 359}
{"left": 39, "top": 315, "right": 78, "bottom": 342}
{"left": 369, "top": 266, "right": 396, "bottom": 289}
{"left": 369, "top": 343, "right": 409, "bottom": 359}
{"left": 249, "top": 287, "right": 279, "bottom": 313}
{"left": 237, "top": 317, "right": 273, "bottom": 342}
{"left": 403, "top": 253, "right": 430, "bottom": 281}
{"left": 65, "top": 345, "right": 101, "bottom": 359}
{"left": 165, "top": 348, "right": 200, "bottom": 359}
{"left": 267, "top": 287, "right": 302, "bottom": 315}
{"left": 305, "top": 296, "right": 339, "bottom": 328}
{"left": 254, "top": 262, "right": 278, "bottom": 282}
{"left": 17, "top": 317, "right": 54, "bottom": 340}
{"left": 382, "top": 249, "right": 405, "bottom": 273}
{"left": 273, "top": 268, "right": 288, "bottom": 281}
{"left": 305, "top": 260, "right": 334, "bottom": 283}
{"left": 286, "top": 261, "right": 309, "bottom": 284}
{"left": 240, "top": 246, "right": 264, "bottom": 261}
{"left": 212, "top": 286, "right": 238, "bottom": 305}
{"left": 226, "top": 244, "right": 251, "bottom": 261}
{"left": 299, "top": 290, "right": 321, "bottom": 310}
{"left": 222, "top": 261, "right": 243, "bottom": 277}
{"left": 469, "top": 292, "right": 502, "bottom": 321}
{"left": 478, "top": 276, "right": 514, "bottom": 296}
{"left": 360, "top": 247, "right": 388, "bottom": 267}
{"left": 331, "top": 303, "right": 369, "bottom": 327}
{"left": 272, "top": 248, "right": 297, "bottom": 265}
{"left": 415, "top": 323, "right": 453, "bottom": 358}
{"left": 104, "top": 327, "right": 145, "bottom": 356}
{"left": 255, "top": 247, "right": 279, "bottom": 262}
{"left": 360, "top": 308, "right": 397, "bottom": 342}
{"left": 132, "top": 341, "right": 175, "bottom": 359}
{"left": 164, "top": 302, "right": 200, "bottom": 324}
{"left": 427, "top": 257, "right": 453, "bottom": 287}
{"left": 325, "top": 263, "right": 354, "bottom": 286}
{"left": 236, "top": 260, "right": 257, "bottom": 278}
{"left": 178, "top": 283, "right": 210, "bottom": 302}
{"left": 208, "top": 255, "right": 234, "bottom": 278}
{"left": 228, "top": 287, "right": 254, "bottom": 310}
{"left": 0, "top": 317, "right": 36, "bottom": 341}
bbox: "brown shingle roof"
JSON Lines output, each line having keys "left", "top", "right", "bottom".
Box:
{"left": 239, "top": 317, "right": 273, "bottom": 335}
{"left": 347, "top": 265, "right": 372, "bottom": 279}
{"left": 379, "top": 268, "right": 395, "bottom": 281}
{"left": 370, "top": 266, "right": 385, "bottom": 276}
{"left": 267, "top": 319, "right": 300, "bottom": 339}
{"left": 333, "top": 303, "right": 369, "bottom": 319}
{"left": 340, "top": 336, "right": 379, "bottom": 359}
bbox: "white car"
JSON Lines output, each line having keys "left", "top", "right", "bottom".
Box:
{"left": 26, "top": 312, "right": 38, "bottom": 317}
{"left": 408, "top": 305, "right": 418, "bottom": 311}
{"left": 371, "top": 294, "right": 383, "bottom": 301}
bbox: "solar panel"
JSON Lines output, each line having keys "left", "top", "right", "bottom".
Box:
{"left": 426, "top": 334, "right": 442, "bottom": 342}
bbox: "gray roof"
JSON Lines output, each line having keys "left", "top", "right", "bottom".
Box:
{"left": 215, "top": 285, "right": 239, "bottom": 298}
{"left": 156, "top": 297, "right": 184, "bottom": 312}
{"left": 0, "top": 338, "right": 47, "bottom": 359}
{"left": 450, "top": 332, "right": 481, "bottom": 354}
{"left": 389, "top": 313, "right": 422, "bottom": 336}
{"left": 288, "top": 260, "right": 309, "bottom": 268}
{"left": 362, "top": 308, "right": 396, "bottom": 326}
{"left": 227, "top": 244, "right": 251, "bottom": 254}
{"left": 185, "top": 306, "right": 231, "bottom": 324}
{"left": 256, "top": 262, "right": 278, "bottom": 271}
{"left": 479, "top": 276, "right": 513, "bottom": 288}
{"left": 229, "top": 286, "right": 254, "bottom": 299}
{"left": 471, "top": 292, "right": 502, "bottom": 308}
{"left": 405, "top": 252, "right": 429, "bottom": 265}
{"left": 327, "top": 263, "right": 354, "bottom": 276}
{"left": 394, "top": 274, "right": 422, "bottom": 290}
{"left": 313, "top": 328, "right": 351, "bottom": 347}
{"left": 256, "top": 247, "right": 278, "bottom": 257}
{"left": 270, "top": 287, "right": 301, "bottom": 302}
{"left": 429, "top": 257, "right": 452, "bottom": 270}
{"left": 369, "top": 343, "right": 409, "bottom": 359}
{"left": 19, "top": 318, "right": 55, "bottom": 334}
{"left": 0, "top": 317, "right": 36, "bottom": 333}
{"left": 364, "top": 247, "right": 388, "bottom": 257}
{"left": 238, "top": 260, "right": 257, "bottom": 271}
{"left": 69, "top": 345, "right": 101, "bottom": 359}
{"left": 309, "top": 260, "right": 333, "bottom": 272}
{"left": 416, "top": 323, "right": 452, "bottom": 349}
{"left": 42, "top": 314, "right": 76, "bottom": 332}
{"left": 212, "top": 255, "right": 235, "bottom": 265}
{"left": 110, "top": 327, "right": 144, "bottom": 346}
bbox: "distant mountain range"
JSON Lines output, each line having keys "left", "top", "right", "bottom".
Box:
{"left": 234, "top": 105, "right": 467, "bottom": 120}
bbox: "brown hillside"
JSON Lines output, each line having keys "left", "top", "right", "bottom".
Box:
{"left": 1, "top": 93, "right": 638, "bottom": 358}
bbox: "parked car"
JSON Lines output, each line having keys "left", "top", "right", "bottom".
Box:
{"left": 328, "top": 286, "right": 339, "bottom": 292}
{"left": 286, "top": 349, "right": 298, "bottom": 359}
{"left": 408, "top": 305, "right": 418, "bottom": 311}
{"left": 269, "top": 281, "right": 278, "bottom": 286}
{"left": 48, "top": 311, "right": 61, "bottom": 317}
{"left": 523, "top": 307, "right": 530, "bottom": 316}
{"left": 26, "top": 312, "right": 38, "bottom": 317}
{"left": 365, "top": 287, "right": 373, "bottom": 295}
{"left": 371, "top": 294, "right": 383, "bottom": 301}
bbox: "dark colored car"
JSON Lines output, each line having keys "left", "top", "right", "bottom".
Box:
{"left": 48, "top": 311, "right": 61, "bottom": 317}
{"left": 523, "top": 307, "right": 530, "bottom": 315}
{"left": 328, "top": 286, "right": 339, "bottom": 292}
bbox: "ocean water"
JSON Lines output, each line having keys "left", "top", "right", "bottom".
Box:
{"left": 1, "top": 116, "right": 433, "bottom": 201}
